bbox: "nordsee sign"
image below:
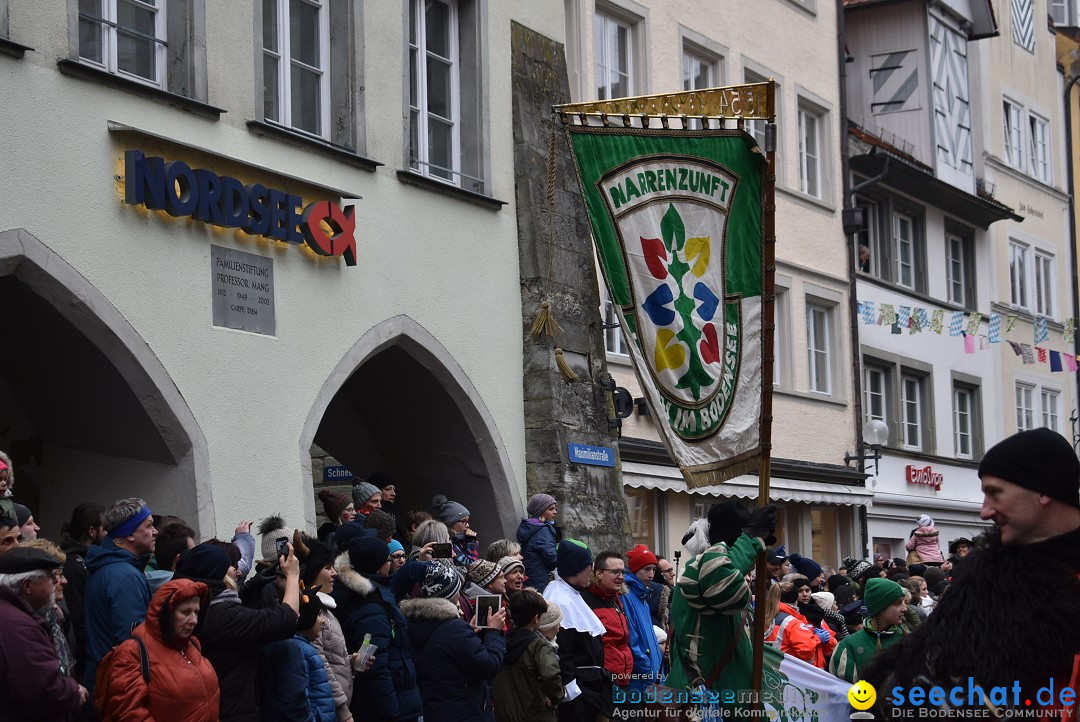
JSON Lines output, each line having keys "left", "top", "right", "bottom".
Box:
{"left": 123, "top": 150, "right": 358, "bottom": 266}
{"left": 567, "top": 443, "right": 616, "bottom": 467}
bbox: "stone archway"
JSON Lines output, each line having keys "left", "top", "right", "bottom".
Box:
{"left": 298, "top": 315, "right": 522, "bottom": 540}
{"left": 0, "top": 229, "right": 211, "bottom": 536}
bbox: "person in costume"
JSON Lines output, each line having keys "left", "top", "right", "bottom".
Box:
{"left": 865, "top": 428, "right": 1080, "bottom": 718}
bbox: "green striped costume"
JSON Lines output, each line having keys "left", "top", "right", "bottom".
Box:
{"left": 666, "top": 533, "right": 765, "bottom": 715}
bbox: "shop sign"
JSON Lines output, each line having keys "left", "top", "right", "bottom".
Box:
{"left": 906, "top": 464, "right": 943, "bottom": 491}
{"left": 124, "top": 150, "right": 357, "bottom": 266}
{"left": 567, "top": 443, "right": 615, "bottom": 468}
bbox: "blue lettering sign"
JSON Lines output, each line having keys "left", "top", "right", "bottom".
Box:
{"left": 323, "top": 465, "right": 354, "bottom": 482}
{"left": 567, "top": 443, "right": 616, "bottom": 468}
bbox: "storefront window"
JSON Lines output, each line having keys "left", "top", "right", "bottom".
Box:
{"left": 811, "top": 508, "right": 838, "bottom": 567}
{"left": 624, "top": 486, "right": 656, "bottom": 547}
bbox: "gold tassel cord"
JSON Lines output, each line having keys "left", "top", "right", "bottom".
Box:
{"left": 530, "top": 299, "right": 559, "bottom": 338}
{"left": 530, "top": 130, "right": 560, "bottom": 339}
{"left": 554, "top": 348, "right": 579, "bottom": 383}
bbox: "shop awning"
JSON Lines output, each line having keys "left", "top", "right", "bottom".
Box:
{"left": 623, "top": 462, "right": 874, "bottom": 507}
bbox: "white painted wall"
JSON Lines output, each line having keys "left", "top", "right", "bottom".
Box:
{"left": 0, "top": 0, "right": 564, "bottom": 537}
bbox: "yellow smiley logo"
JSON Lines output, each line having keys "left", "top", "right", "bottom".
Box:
{"left": 848, "top": 680, "right": 877, "bottom": 710}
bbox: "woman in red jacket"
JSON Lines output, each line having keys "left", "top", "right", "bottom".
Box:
{"left": 97, "top": 578, "right": 221, "bottom": 721}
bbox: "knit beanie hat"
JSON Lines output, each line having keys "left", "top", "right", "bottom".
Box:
{"left": 556, "top": 538, "right": 592, "bottom": 578}
{"left": 420, "top": 563, "right": 464, "bottom": 599}
{"left": 352, "top": 482, "right": 381, "bottom": 509}
{"left": 176, "top": 543, "right": 231, "bottom": 582}
{"left": 348, "top": 536, "right": 390, "bottom": 575}
{"left": 706, "top": 500, "right": 750, "bottom": 545}
{"left": 922, "top": 566, "right": 946, "bottom": 588}
{"left": 258, "top": 515, "right": 292, "bottom": 560}
{"left": 432, "top": 494, "right": 470, "bottom": 526}
{"left": 978, "top": 427, "right": 1080, "bottom": 508}
{"left": 12, "top": 503, "right": 31, "bottom": 527}
{"left": 388, "top": 539, "right": 405, "bottom": 556}
{"left": 467, "top": 559, "right": 502, "bottom": 588}
{"left": 863, "top": 577, "right": 905, "bottom": 618}
{"left": 318, "top": 490, "right": 351, "bottom": 521}
{"left": 843, "top": 556, "right": 875, "bottom": 582}
{"left": 498, "top": 556, "right": 525, "bottom": 576}
{"left": 527, "top": 493, "right": 557, "bottom": 519}
{"left": 653, "top": 625, "right": 668, "bottom": 645}
{"left": 335, "top": 520, "right": 375, "bottom": 553}
{"left": 538, "top": 600, "right": 563, "bottom": 633}
{"left": 812, "top": 591, "right": 835, "bottom": 612}
{"left": 626, "top": 544, "right": 658, "bottom": 573}
{"left": 788, "top": 553, "right": 823, "bottom": 581}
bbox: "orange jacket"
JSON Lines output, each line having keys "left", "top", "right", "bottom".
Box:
{"left": 766, "top": 603, "right": 836, "bottom": 670}
{"left": 97, "top": 578, "right": 220, "bottom": 722}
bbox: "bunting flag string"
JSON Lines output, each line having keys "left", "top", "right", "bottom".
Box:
{"left": 855, "top": 300, "right": 1079, "bottom": 373}
{"left": 1035, "top": 316, "right": 1050, "bottom": 345}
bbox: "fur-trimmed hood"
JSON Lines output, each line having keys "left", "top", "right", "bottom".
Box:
{"left": 399, "top": 596, "right": 460, "bottom": 623}
{"left": 333, "top": 551, "right": 374, "bottom": 597}
{"left": 0, "top": 449, "right": 12, "bottom": 495}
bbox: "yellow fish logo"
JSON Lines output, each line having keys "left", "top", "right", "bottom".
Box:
{"left": 848, "top": 680, "right": 876, "bottom": 711}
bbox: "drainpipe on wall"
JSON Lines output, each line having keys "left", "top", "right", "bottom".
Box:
{"left": 837, "top": 0, "right": 869, "bottom": 557}
{"left": 1066, "top": 71, "right": 1080, "bottom": 449}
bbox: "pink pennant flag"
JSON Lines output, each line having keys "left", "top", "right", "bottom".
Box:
{"left": 1065, "top": 354, "right": 1078, "bottom": 373}
{"left": 964, "top": 334, "right": 975, "bottom": 354}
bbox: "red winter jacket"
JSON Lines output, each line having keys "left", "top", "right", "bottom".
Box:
{"left": 765, "top": 602, "right": 836, "bottom": 670}
{"left": 97, "top": 578, "right": 220, "bottom": 722}
{"left": 581, "top": 584, "right": 634, "bottom": 687}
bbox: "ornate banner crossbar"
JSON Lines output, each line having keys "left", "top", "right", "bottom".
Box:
{"left": 555, "top": 81, "right": 775, "bottom": 126}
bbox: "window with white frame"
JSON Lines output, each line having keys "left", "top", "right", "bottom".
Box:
{"left": 893, "top": 212, "right": 915, "bottom": 290}
{"left": 1042, "top": 388, "right": 1060, "bottom": 432}
{"left": 262, "top": 0, "right": 330, "bottom": 138}
{"left": 953, "top": 385, "right": 973, "bottom": 459}
{"left": 603, "top": 299, "right": 629, "bottom": 357}
{"left": 682, "top": 48, "right": 714, "bottom": 91}
{"left": 1009, "top": 240, "right": 1029, "bottom": 309}
{"left": 1034, "top": 251, "right": 1054, "bottom": 318}
{"left": 409, "top": 0, "right": 459, "bottom": 183}
{"left": 1003, "top": 100, "right": 1024, "bottom": 169}
{"left": 864, "top": 365, "right": 888, "bottom": 424}
{"left": 1029, "top": 113, "right": 1050, "bottom": 183}
{"left": 946, "top": 233, "right": 967, "bottom": 307}
{"left": 79, "top": 0, "right": 167, "bottom": 87}
{"left": 900, "top": 373, "right": 924, "bottom": 451}
{"left": 798, "top": 104, "right": 822, "bottom": 198}
{"left": 1015, "top": 383, "right": 1035, "bottom": 431}
{"left": 594, "top": 10, "right": 632, "bottom": 100}
{"left": 773, "top": 288, "right": 787, "bottom": 387}
{"left": 806, "top": 303, "right": 831, "bottom": 395}
{"left": 1050, "top": 0, "right": 1078, "bottom": 26}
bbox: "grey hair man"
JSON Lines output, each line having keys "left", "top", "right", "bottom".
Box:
{"left": 0, "top": 547, "right": 87, "bottom": 718}
{"left": 83, "top": 498, "right": 158, "bottom": 697}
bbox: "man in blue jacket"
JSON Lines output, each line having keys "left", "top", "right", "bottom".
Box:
{"left": 83, "top": 498, "right": 157, "bottom": 699}
{"left": 623, "top": 545, "right": 663, "bottom": 697}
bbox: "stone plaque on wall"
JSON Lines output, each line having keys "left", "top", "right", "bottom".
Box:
{"left": 211, "top": 245, "right": 275, "bottom": 335}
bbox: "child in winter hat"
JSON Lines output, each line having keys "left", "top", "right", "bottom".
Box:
{"left": 526, "top": 494, "right": 557, "bottom": 520}
{"left": 432, "top": 495, "right": 470, "bottom": 526}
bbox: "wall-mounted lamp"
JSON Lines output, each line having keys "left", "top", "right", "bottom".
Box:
{"left": 844, "top": 419, "right": 889, "bottom": 475}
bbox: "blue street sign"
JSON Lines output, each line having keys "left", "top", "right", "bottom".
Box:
{"left": 323, "top": 465, "right": 354, "bottom": 482}
{"left": 567, "top": 443, "right": 616, "bottom": 468}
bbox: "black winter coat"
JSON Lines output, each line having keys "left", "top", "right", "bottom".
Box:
{"left": 196, "top": 582, "right": 297, "bottom": 722}
{"left": 332, "top": 553, "right": 422, "bottom": 722}
{"left": 400, "top": 597, "right": 506, "bottom": 722}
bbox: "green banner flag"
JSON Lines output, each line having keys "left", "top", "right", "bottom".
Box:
{"left": 563, "top": 124, "right": 766, "bottom": 486}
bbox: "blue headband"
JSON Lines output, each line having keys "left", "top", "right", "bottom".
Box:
{"left": 108, "top": 506, "right": 151, "bottom": 538}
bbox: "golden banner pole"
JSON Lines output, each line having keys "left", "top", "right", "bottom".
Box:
{"left": 750, "top": 78, "right": 777, "bottom": 712}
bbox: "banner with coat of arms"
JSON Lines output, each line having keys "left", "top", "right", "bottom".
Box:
{"left": 560, "top": 91, "right": 770, "bottom": 488}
